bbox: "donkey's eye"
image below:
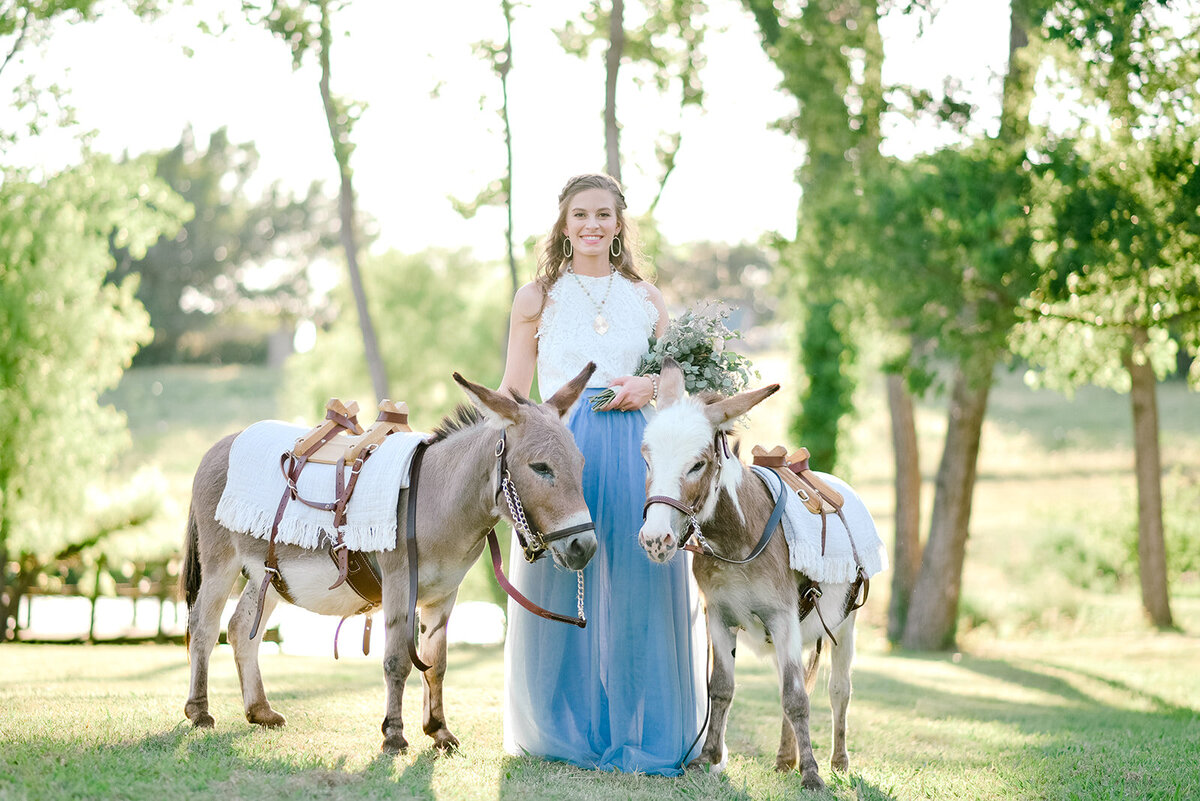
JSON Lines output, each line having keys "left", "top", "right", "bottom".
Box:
{"left": 529, "top": 462, "right": 555, "bottom": 480}
{"left": 688, "top": 460, "right": 705, "bottom": 475}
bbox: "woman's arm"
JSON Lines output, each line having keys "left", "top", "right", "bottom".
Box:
{"left": 498, "top": 282, "right": 544, "bottom": 398}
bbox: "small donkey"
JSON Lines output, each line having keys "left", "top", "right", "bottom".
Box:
{"left": 638, "top": 360, "right": 873, "bottom": 792}
{"left": 182, "top": 365, "right": 597, "bottom": 754}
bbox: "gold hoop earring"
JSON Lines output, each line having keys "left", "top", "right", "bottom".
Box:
{"left": 610, "top": 237, "right": 622, "bottom": 258}
{"left": 562, "top": 237, "right": 573, "bottom": 258}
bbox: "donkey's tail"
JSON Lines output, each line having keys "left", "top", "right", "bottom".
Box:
{"left": 804, "top": 639, "right": 824, "bottom": 694}
{"left": 181, "top": 503, "right": 202, "bottom": 649}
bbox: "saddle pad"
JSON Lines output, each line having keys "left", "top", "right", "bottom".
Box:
{"left": 750, "top": 465, "right": 889, "bottom": 583}
{"left": 215, "top": 421, "right": 430, "bottom": 552}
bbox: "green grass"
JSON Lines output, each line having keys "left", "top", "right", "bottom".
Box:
{"left": 2, "top": 634, "right": 1197, "bottom": 800}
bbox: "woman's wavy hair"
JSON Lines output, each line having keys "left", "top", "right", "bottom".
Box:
{"left": 532, "top": 173, "right": 646, "bottom": 312}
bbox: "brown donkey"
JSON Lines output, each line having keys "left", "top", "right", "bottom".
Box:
{"left": 638, "top": 360, "right": 876, "bottom": 792}
{"left": 182, "top": 365, "right": 597, "bottom": 754}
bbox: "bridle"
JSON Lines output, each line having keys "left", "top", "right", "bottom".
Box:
{"left": 642, "top": 431, "right": 787, "bottom": 565}
{"left": 493, "top": 429, "right": 596, "bottom": 563}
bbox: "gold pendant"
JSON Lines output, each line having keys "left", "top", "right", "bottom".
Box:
{"left": 594, "top": 314, "right": 609, "bottom": 335}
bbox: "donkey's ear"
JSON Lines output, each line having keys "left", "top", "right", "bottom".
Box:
{"left": 657, "top": 357, "right": 686, "bottom": 409}
{"left": 703, "top": 384, "right": 780, "bottom": 427}
{"left": 454, "top": 373, "right": 523, "bottom": 427}
{"left": 544, "top": 361, "right": 596, "bottom": 418}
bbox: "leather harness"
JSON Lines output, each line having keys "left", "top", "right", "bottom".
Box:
{"left": 642, "top": 431, "right": 869, "bottom": 646}
{"left": 247, "top": 412, "right": 594, "bottom": 667}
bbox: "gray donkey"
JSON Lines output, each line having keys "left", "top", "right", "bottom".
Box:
{"left": 639, "top": 360, "right": 876, "bottom": 792}
{"left": 182, "top": 365, "right": 597, "bottom": 754}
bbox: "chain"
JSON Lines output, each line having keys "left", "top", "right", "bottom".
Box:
{"left": 576, "top": 569, "right": 586, "bottom": 623}
{"left": 566, "top": 263, "right": 616, "bottom": 317}
{"left": 501, "top": 474, "right": 541, "bottom": 557}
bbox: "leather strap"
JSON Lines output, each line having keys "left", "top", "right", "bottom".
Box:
{"left": 377, "top": 410, "right": 408, "bottom": 425}
{"left": 487, "top": 530, "right": 586, "bottom": 627}
{"left": 404, "top": 442, "right": 432, "bottom": 672}
{"left": 677, "top": 467, "right": 788, "bottom": 565}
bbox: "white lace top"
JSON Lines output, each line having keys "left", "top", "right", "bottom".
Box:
{"left": 536, "top": 271, "right": 660, "bottom": 400}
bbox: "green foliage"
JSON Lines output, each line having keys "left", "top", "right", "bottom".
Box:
{"left": 863, "top": 139, "right": 1041, "bottom": 389}
{"left": 282, "top": 249, "right": 509, "bottom": 426}
{"left": 793, "top": 301, "right": 855, "bottom": 471}
{"left": 106, "top": 127, "right": 339, "bottom": 365}
{"left": 0, "top": 154, "right": 186, "bottom": 580}
{"left": 1014, "top": 128, "right": 1200, "bottom": 390}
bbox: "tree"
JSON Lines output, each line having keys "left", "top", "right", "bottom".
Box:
{"left": 557, "top": 0, "right": 707, "bottom": 202}
{"left": 1012, "top": 1, "right": 1200, "bottom": 623}
{"left": 452, "top": 0, "right": 521, "bottom": 299}
{"left": 0, "top": 155, "right": 187, "bottom": 639}
{"left": 242, "top": 0, "right": 389, "bottom": 401}
{"left": 106, "top": 127, "right": 340, "bottom": 363}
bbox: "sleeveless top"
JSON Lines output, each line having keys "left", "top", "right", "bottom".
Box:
{"left": 535, "top": 271, "right": 660, "bottom": 400}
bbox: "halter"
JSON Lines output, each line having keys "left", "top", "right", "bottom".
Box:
{"left": 642, "top": 431, "right": 787, "bottom": 565}
{"left": 494, "top": 429, "right": 596, "bottom": 563}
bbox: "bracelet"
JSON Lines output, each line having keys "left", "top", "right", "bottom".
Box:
{"left": 649, "top": 373, "right": 659, "bottom": 403}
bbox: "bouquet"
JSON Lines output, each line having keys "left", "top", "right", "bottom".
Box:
{"left": 590, "top": 301, "right": 758, "bottom": 411}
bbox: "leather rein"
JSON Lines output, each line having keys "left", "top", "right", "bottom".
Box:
{"left": 403, "top": 429, "right": 591, "bottom": 672}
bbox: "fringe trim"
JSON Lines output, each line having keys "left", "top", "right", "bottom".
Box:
{"left": 214, "top": 496, "right": 398, "bottom": 552}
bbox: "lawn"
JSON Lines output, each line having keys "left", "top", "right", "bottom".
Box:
{"left": 2, "top": 357, "right": 1195, "bottom": 799}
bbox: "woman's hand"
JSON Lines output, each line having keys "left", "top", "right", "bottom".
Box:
{"left": 601, "top": 375, "right": 655, "bottom": 411}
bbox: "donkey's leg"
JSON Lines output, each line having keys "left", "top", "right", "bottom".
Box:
{"left": 418, "top": 594, "right": 459, "bottom": 753}
{"left": 828, "top": 610, "right": 857, "bottom": 773}
{"left": 771, "top": 614, "right": 824, "bottom": 791}
{"left": 378, "top": 549, "right": 414, "bottom": 754}
{"left": 689, "top": 620, "right": 736, "bottom": 773}
{"left": 184, "top": 535, "right": 241, "bottom": 729}
{"left": 227, "top": 576, "right": 285, "bottom": 727}
{"left": 777, "top": 713, "right": 799, "bottom": 771}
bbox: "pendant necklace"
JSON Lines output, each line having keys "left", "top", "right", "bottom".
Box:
{"left": 567, "top": 262, "right": 617, "bottom": 335}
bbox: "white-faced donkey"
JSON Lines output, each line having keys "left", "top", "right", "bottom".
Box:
{"left": 638, "top": 359, "right": 887, "bottom": 791}
{"left": 182, "top": 364, "right": 598, "bottom": 754}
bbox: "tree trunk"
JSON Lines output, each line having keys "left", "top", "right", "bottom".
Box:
{"left": 901, "top": 361, "right": 992, "bottom": 650}
{"left": 886, "top": 373, "right": 921, "bottom": 644}
{"left": 605, "top": 0, "right": 624, "bottom": 181}
{"left": 317, "top": 0, "right": 389, "bottom": 402}
{"left": 500, "top": 0, "right": 517, "bottom": 298}
{"left": 1124, "top": 326, "right": 1173, "bottom": 627}
{"left": 0, "top": 533, "right": 12, "bottom": 641}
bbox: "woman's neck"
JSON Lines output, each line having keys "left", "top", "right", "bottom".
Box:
{"left": 571, "top": 254, "right": 612, "bottom": 277}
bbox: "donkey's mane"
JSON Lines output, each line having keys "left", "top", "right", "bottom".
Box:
{"left": 429, "top": 403, "right": 483, "bottom": 443}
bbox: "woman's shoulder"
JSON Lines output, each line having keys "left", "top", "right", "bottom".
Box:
{"left": 512, "top": 281, "right": 547, "bottom": 321}
{"left": 631, "top": 280, "right": 664, "bottom": 305}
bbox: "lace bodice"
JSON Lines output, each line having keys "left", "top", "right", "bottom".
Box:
{"left": 536, "top": 271, "right": 660, "bottom": 401}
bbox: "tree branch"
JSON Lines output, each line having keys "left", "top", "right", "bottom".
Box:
{"left": 0, "top": 8, "right": 31, "bottom": 80}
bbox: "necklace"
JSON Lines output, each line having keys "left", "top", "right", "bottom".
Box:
{"left": 566, "top": 262, "right": 616, "bottom": 335}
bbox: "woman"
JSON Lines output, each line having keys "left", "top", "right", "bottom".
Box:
{"left": 498, "top": 173, "right": 706, "bottom": 775}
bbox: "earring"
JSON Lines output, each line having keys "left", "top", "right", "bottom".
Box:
{"left": 562, "top": 237, "right": 573, "bottom": 258}
{"left": 610, "top": 237, "right": 622, "bottom": 258}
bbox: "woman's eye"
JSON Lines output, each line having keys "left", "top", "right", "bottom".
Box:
{"left": 688, "top": 461, "right": 705, "bottom": 475}
{"left": 530, "top": 462, "right": 555, "bottom": 480}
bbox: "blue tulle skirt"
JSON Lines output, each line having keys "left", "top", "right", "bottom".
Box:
{"left": 503, "top": 389, "right": 706, "bottom": 775}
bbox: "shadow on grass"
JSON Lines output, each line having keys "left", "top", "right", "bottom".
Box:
{"left": 0, "top": 724, "right": 446, "bottom": 801}
{"left": 849, "top": 652, "right": 1200, "bottom": 800}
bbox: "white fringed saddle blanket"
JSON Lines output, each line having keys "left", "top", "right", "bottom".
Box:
{"left": 215, "top": 421, "right": 430, "bottom": 552}
{"left": 749, "top": 465, "right": 889, "bottom": 583}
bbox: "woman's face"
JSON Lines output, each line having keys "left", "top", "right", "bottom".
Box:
{"left": 562, "top": 187, "right": 621, "bottom": 258}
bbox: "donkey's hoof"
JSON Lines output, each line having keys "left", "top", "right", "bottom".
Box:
{"left": 801, "top": 770, "right": 826, "bottom": 792}
{"left": 382, "top": 734, "right": 409, "bottom": 754}
{"left": 831, "top": 752, "right": 850, "bottom": 773}
{"left": 432, "top": 730, "right": 460, "bottom": 754}
{"left": 189, "top": 713, "right": 216, "bottom": 729}
{"left": 247, "top": 707, "right": 286, "bottom": 728}
{"left": 775, "top": 756, "right": 798, "bottom": 772}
